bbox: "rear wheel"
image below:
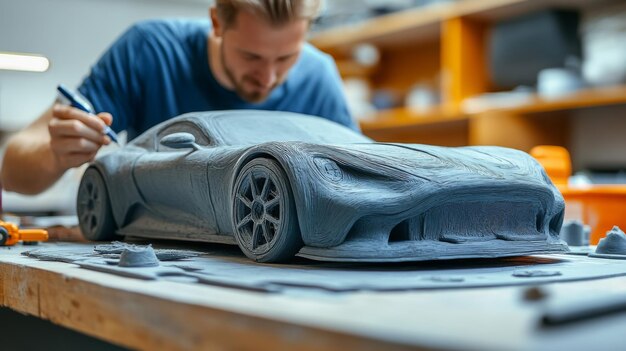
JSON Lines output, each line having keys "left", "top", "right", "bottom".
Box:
{"left": 232, "top": 158, "right": 302, "bottom": 262}
{"left": 77, "top": 168, "right": 118, "bottom": 241}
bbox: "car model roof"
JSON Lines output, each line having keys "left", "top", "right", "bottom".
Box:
{"left": 181, "top": 110, "right": 372, "bottom": 146}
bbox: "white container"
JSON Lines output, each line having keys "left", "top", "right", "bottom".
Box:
{"left": 537, "top": 68, "right": 585, "bottom": 98}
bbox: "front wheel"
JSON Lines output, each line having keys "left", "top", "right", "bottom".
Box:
{"left": 232, "top": 158, "right": 302, "bottom": 262}
{"left": 77, "top": 167, "right": 118, "bottom": 241}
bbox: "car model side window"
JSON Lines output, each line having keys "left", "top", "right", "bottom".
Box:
{"left": 156, "top": 122, "right": 212, "bottom": 152}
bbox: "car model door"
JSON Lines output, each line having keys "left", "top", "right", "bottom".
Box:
{"left": 132, "top": 122, "right": 218, "bottom": 233}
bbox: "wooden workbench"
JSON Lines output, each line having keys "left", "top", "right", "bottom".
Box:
{"left": 2, "top": 242, "right": 626, "bottom": 351}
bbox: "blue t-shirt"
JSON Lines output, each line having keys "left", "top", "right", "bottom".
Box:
{"left": 78, "top": 19, "right": 357, "bottom": 139}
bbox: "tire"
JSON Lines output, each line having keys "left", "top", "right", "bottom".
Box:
{"left": 76, "top": 167, "right": 118, "bottom": 241}
{"left": 0, "top": 227, "right": 8, "bottom": 246}
{"left": 232, "top": 158, "right": 302, "bottom": 262}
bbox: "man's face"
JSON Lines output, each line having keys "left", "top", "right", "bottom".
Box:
{"left": 218, "top": 10, "right": 308, "bottom": 103}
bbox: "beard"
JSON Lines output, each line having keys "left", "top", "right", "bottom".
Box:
{"left": 220, "top": 47, "right": 278, "bottom": 103}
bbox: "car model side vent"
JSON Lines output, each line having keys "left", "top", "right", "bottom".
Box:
{"left": 536, "top": 212, "right": 544, "bottom": 233}
{"left": 388, "top": 220, "right": 411, "bottom": 243}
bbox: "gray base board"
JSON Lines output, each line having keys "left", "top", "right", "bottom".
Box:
{"left": 297, "top": 239, "right": 569, "bottom": 262}
{"left": 20, "top": 242, "right": 626, "bottom": 294}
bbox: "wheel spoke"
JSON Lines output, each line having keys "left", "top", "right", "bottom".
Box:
{"left": 236, "top": 194, "right": 252, "bottom": 209}
{"left": 262, "top": 221, "right": 273, "bottom": 244}
{"left": 248, "top": 173, "right": 259, "bottom": 198}
{"left": 251, "top": 223, "right": 261, "bottom": 249}
{"left": 89, "top": 214, "right": 97, "bottom": 231}
{"left": 237, "top": 214, "right": 252, "bottom": 230}
{"left": 265, "top": 196, "right": 280, "bottom": 210}
{"left": 266, "top": 214, "right": 280, "bottom": 225}
{"left": 260, "top": 177, "right": 271, "bottom": 201}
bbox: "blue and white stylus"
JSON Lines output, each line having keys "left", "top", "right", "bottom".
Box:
{"left": 57, "top": 84, "right": 119, "bottom": 144}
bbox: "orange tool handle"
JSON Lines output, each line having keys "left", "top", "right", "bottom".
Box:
{"left": 18, "top": 229, "right": 49, "bottom": 242}
{"left": 1, "top": 221, "right": 49, "bottom": 246}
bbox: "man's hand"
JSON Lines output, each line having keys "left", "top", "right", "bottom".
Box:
{"left": 48, "top": 104, "right": 113, "bottom": 170}
{"left": 1, "top": 103, "right": 116, "bottom": 194}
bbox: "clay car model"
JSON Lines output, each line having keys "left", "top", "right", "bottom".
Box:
{"left": 77, "top": 110, "right": 568, "bottom": 262}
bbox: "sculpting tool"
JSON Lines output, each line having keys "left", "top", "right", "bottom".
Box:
{"left": 56, "top": 84, "right": 119, "bottom": 143}
{"left": 0, "top": 220, "right": 48, "bottom": 246}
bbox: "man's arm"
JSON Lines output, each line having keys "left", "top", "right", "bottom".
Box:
{"left": 1, "top": 103, "right": 112, "bottom": 194}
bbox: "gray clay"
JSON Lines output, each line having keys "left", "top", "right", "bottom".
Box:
{"left": 589, "top": 226, "right": 626, "bottom": 259}
{"left": 424, "top": 276, "right": 465, "bottom": 283}
{"left": 116, "top": 245, "right": 160, "bottom": 268}
{"left": 76, "top": 110, "right": 568, "bottom": 263}
{"left": 23, "top": 244, "right": 626, "bottom": 292}
{"left": 560, "top": 220, "right": 585, "bottom": 246}
{"left": 560, "top": 220, "right": 592, "bottom": 256}
{"left": 583, "top": 224, "right": 591, "bottom": 246}
{"left": 512, "top": 270, "right": 562, "bottom": 278}
{"left": 95, "top": 241, "right": 199, "bottom": 261}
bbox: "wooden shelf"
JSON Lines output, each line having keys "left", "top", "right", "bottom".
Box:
{"left": 311, "top": 0, "right": 518, "bottom": 49}
{"left": 359, "top": 107, "right": 470, "bottom": 146}
{"left": 359, "top": 85, "right": 626, "bottom": 150}
{"left": 361, "top": 85, "right": 626, "bottom": 134}
{"left": 360, "top": 106, "right": 463, "bottom": 131}
{"left": 310, "top": 0, "right": 602, "bottom": 50}
{"left": 334, "top": 59, "right": 378, "bottom": 78}
{"left": 465, "top": 85, "right": 626, "bottom": 115}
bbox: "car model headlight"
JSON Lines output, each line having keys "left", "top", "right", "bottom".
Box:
{"left": 313, "top": 158, "right": 343, "bottom": 182}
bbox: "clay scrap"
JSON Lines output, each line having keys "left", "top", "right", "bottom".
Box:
{"left": 560, "top": 220, "right": 592, "bottom": 255}
{"left": 589, "top": 226, "right": 626, "bottom": 259}
{"left": 94, "top": 241, "right": 200, "bottom": 261}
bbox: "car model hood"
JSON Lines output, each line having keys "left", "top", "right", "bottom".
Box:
{"left": 303, "top": 143, "right": 546, "bottom": 185}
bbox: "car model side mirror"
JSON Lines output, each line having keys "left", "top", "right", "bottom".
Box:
{"left": 159, "top": 132, "right": 198, "bottom": 150}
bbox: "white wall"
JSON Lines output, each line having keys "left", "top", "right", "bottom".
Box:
{"left": 0, "top": 0, "right": 210, "bottom": 131}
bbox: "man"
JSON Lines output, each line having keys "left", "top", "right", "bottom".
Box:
{"left": 1, "top": 0, "right": 356, "bottom": 195}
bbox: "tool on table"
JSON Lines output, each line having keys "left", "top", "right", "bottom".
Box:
{"left": 56, "top": 84, "right": 119, "bottom": 143}
{"left": 0, "top": 220, "right": 48, "bottom": 246}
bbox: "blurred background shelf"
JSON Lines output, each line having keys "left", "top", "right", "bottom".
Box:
{"left": 362, "top": 84, "right": 626, "bottom": 127}
{"left": 311, "top": 0, "right": 606, "bottom": 50}
{"left": 359, "top": 106, "right": 468, "bottom": 144}
{"left": 312, "top": 0, "right": 626, "bottom": 172}
{"left": 359, "top": 85, "right": 626, "bottom": 149}
{"left": 464, "top": 85, "right": 626, "bottom": 115}
{"left": 311, "top": 0, "right": 522, "bottom": 49}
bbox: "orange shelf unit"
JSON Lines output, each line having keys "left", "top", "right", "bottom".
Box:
{"left": 311, "top": 0, "right": 625, "bottom": 149}
{"left": 359, "top": 85, "right": 626, "bottom": 149}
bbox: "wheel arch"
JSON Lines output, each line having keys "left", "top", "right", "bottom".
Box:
{"left": 87, "top": 162, "right": 122, "bottom": 222}
{"left": 231, "top": 146, "right": 300, "bottom": 195}
{"left": 89, "top": 153, "right": 146, "bottom": 229}
{"left": 76, "top": 164, "right": 119, "bottom": 241}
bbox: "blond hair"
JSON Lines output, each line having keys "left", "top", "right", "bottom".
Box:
{"left": 215, "top": 0, "right": 322, "bottom": 28}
